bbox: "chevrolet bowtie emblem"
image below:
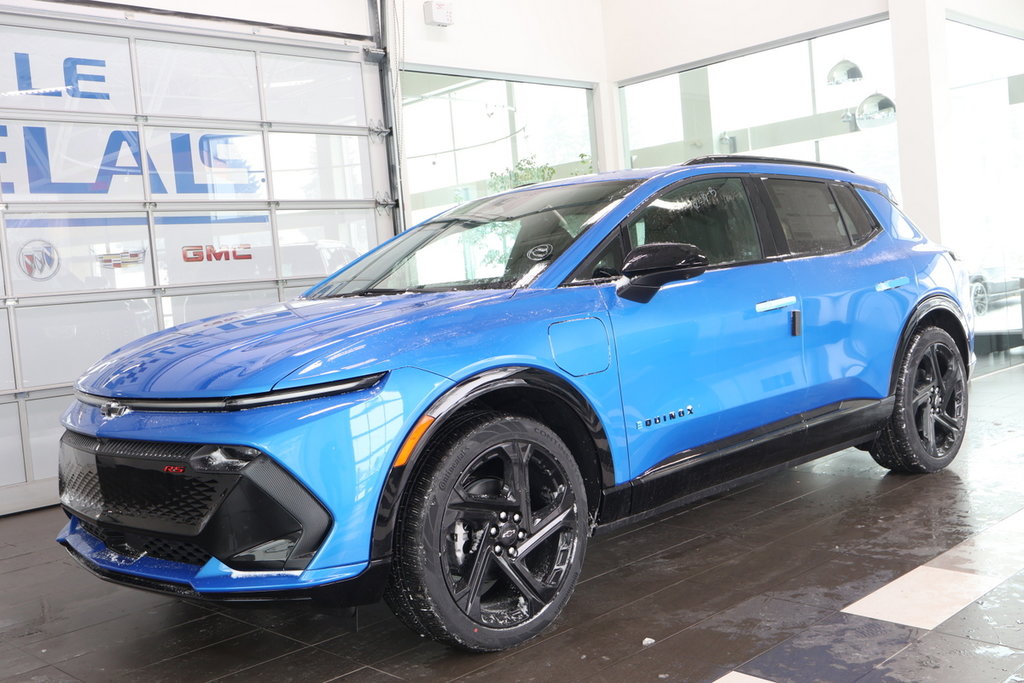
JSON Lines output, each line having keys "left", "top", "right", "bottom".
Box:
{"left": 100, "top": 401, "right": 129, "bottom": 418}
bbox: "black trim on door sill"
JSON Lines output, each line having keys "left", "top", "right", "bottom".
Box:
{"left": 595, "top": 397, "right": 893, "bottom": 531}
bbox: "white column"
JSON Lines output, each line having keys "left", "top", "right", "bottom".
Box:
{"left": 889, "top": 0, "right": 950, "bottom": 242}
{"left": 592, "top": 81, "right": 626, "bottom": 172}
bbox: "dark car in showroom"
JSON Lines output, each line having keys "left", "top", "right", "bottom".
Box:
{"left": 970, "top": 260, "right": 1022, "bottom": 316}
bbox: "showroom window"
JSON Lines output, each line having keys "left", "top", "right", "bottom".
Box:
{"left": 620, "top": 21, "right": 901, "bottom": 199}
{"left": 400, "top": 71, "right": 596, "bottom": 226}
{"left": 942, "top": 20, "right": 1024, "bottom": 374}
{"left": 0, "top": 13, "right": 393, "bottom": 512}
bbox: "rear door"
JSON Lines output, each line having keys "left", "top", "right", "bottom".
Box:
{"left": 757, "top": 176, "right": 916, "bottom": 407}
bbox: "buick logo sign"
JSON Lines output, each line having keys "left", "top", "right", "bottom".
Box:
{"left": 18, "top": 239, "right": 61, "bottom": 280}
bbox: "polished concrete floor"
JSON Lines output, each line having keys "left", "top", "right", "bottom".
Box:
{"left": 1, "top": 364, "right": 1023, "bottom": 682}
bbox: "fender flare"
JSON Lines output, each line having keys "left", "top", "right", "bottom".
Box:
{"left": 367, "top": 366, "right": 615, "bottom": 562}
{"left": 889, "top": 294, "right": 972, "bottom": 394}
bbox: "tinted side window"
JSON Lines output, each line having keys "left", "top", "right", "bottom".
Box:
{"left": 764, "top": 178, "right": 852, "bottom": 255}
{"left": 830, "top": 184, "right": 878, "bottom": 244}
{"left": 625, "top": 177, "right": 762, "bottom": 266}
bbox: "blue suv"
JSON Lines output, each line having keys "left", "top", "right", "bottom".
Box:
{"left": 57, "top": 156, "right": 972, "bottom": 651}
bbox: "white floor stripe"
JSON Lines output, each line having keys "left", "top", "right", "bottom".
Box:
{"left": 926, "top": 514, "right": 1024, "bottom": 582}
{"left": 713, "top": 672, "right": 776, "bottom": 683}
{"left": 842, "top": 565, "right": 1005, "bottom": 630}
{"left": 984, "top": 506, "right": 1024, "bottom": 533}
{"left": 840, "top": 505, "right": 1024, "bottom": 631}
{"left": 719, "top": 503, "right": 1024, "bottom": 680}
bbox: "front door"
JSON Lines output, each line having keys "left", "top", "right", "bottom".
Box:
{"left": 595, "top": 176, "right": 808, "bottom": 479}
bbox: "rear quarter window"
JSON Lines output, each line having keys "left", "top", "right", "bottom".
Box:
{"left": 831, "top": 184, "right": 879, "bottom": 244}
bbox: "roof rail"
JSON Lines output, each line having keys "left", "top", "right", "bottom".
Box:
{"left": 682, "top": 155, "right": 853, "bottom": 174}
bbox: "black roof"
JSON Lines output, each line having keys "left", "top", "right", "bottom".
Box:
{"left": 682, "top": 155, "right": 854, "bottom": 174}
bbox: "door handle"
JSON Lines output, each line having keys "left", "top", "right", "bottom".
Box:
{"left": 755, "top": 295, "right": 797, "bottom": 313}
{"left": 876, "top": 276, "right": 910, "bottom": 292}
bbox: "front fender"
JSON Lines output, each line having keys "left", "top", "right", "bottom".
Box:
{"left": 368, "top": 366, "right": 619, "bottom": 563}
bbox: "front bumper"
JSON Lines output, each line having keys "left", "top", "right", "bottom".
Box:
{"left": 59, "top": 430, "right": 331, "bottom": 571}
{"left": 58, "top": 516, "right": 389, "bottom": 603}
{"left": 58, "top": 366, "right": 452, "bottom": 599}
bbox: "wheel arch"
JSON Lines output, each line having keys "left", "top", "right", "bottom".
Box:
{"left": 890, "top": 294, "right": 972, "bottom": 394}
{"left": 369, "top": 366, "right": 615, "bottom": 562}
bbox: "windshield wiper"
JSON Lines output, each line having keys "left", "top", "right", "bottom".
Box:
{"left": 323, "top": 287, "right": 416, "bottom": 298}
{"left": 426, "top": 215, "right": 507, "bottom": 225}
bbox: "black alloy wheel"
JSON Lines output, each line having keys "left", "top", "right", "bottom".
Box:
{"left": 442, "top": 438, "right": 578, "bottom": 628}
{"left": 385, "top": 414, "right": 588, "bottom": 651}
{"left": 871, "top": 326, "right": 968, "bottom": 473}
{"left": 908, "top": 340, "right": 966, "bottom": 458}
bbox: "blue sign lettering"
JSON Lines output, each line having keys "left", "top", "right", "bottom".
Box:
{"left": 24, "top": 126, "right": 96, "bottom": 193}
{"left": 13, "top": 52, "right": 110, "bottom": 99}
{"left": 94, "top": 130, "right": 167, "bottom": 193}
{"left": 171, "top": 133, "right": 260, "bottom": 195}
{"left": 14, "top": 52, "right": 60, "bottom": 96}
{"left": 0, "top": 124, "right": 12, "bottom": 193}
{"left": 23, "top": 126, "right": 166, "bottom": 194}
{"left": 16, "top": 126, "right": 261, "bottom": 197}
{"left": 63, "top": 58, "right": 109, "bottom": 100}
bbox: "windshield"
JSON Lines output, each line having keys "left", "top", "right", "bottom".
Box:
{"left": 306, "top": 180, "right": 639, "bottom": 298}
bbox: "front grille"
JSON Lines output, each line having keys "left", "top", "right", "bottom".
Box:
{"left": 105, "top": 467, "right": 220, "bottom": 527}
{"left": 59, "top": 458, "right": 103, "bottom": 514}
{"left": 59, "top": 429, "right": 331, "bottom": 572}
{"left": 59, "top": 431, "right": 234, "bottom": 534}
{"left": 61, "top": 431, "right": 205, "bottom": 459}
{"left": 79, "top": 519, "right": 212, "bottom": 566}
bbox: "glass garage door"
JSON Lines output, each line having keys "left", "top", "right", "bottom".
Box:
{"left": 0, "top": 11, "right": 395, "bottom": 514}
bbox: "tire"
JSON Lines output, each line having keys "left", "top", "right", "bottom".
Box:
{"left": 870, "top": 327, "right": 968, "bottom": 473}
{"left": 971, "top": 281, "right": 989, "bottom": 316}
{"left": 385, "top": 414, "right": 588, "bottom": 651}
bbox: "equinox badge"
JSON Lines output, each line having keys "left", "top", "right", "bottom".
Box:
{"left": 636, "top": 406, "right": 694, "bottom": 430}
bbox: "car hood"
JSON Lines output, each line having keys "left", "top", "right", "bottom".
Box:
{"left": 76, "top": 291, "right": 513, "bottom": 398}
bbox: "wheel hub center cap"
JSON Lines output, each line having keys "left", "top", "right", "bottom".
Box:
{"left": 498, "top": 523, "right": 518, "bottom": 544}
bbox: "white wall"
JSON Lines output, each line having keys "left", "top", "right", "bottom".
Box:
{"left": 397, "top": 0, "right": 618, "bottom": 172}
{"left": 889, "top": 0, "right": 949, "bottom": 242}
{"left": 396, "top": 0, "right": 893, "bottom": 171}
{"left": 600, "top": 0, "right": 888, "bottom": 82}
{"left": 399, "top": 0, "right": 608, "bottom": 84}
{"left": 947, "top": 0, "right": 1024, "bottom": 35}
{"left": 19, "top": 0, "right": 371, "bottom": 36}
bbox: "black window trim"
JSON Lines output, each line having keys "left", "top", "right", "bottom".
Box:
{"left": 753, "top": 173, "right": 883, "bottom": 261}
{"left": 560, "top": 172, "right": 784, "bottom": 287}
{"left": 563, "top": 224, "right": 630, "bottom": 286}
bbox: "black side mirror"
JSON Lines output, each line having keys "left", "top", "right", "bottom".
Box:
{"left": 617, "top": 242, "right": 709, "bottom": 303}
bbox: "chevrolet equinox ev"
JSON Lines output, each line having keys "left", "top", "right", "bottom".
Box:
{"left": 57, "top": 156, "right": 973, "bottom": 651}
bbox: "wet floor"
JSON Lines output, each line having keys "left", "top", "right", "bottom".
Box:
{"left": 2, "top": 365, "right": 1022, "bottom": 682}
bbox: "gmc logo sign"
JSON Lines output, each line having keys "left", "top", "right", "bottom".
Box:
{"left": 182, "top": 244, "right": 253, "bottom": 262}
